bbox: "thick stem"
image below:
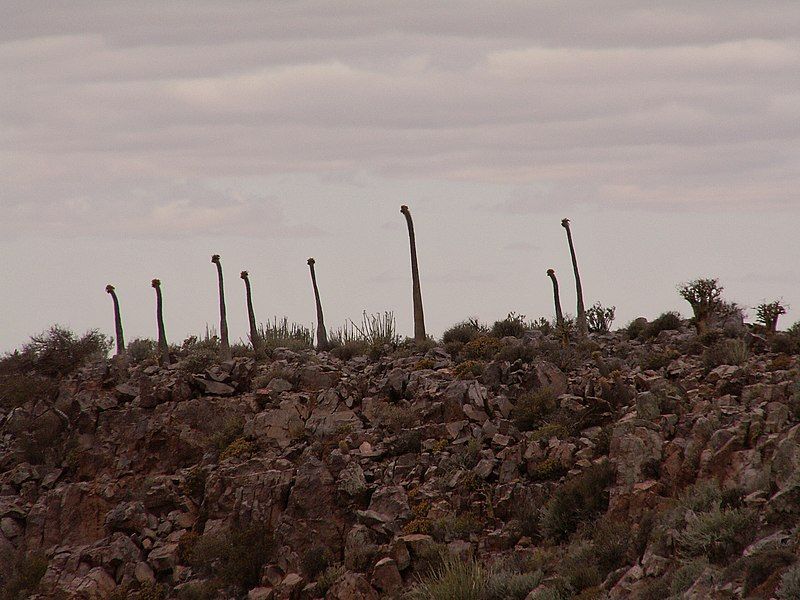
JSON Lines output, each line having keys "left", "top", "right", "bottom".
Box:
{"left": 401, "top": 205, "right": 426, "bottom": 342}
{"left": 562, "top": 218, "right": 587, "bottom": 336}
{"left": 106, "top": 285, "right": 125, "bottom": 355}
{"left": 307, "top": 258, "right": 329, "bottom": 350}
{"left": 546, "top": 269, "right": 564, "bottom": 329}
{"left": 240, "top": 271, "right": 263, "bottom": 354}
{"left": 152, "top": 279, "right": 170, "bottom": 367}
{"left": 211, "top": 255, "right": 231, "bottom": 360}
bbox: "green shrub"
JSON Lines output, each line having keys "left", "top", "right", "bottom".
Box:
{"left": 406, "top": 557, "right": 485, "bottom": 600}
{"left": 429, "top": 513, "right": 482, "bottom": 541}
{"left": 442, "top": 319, "right": 488, "bottom": 345}
{"left": 674, "top": 507, "right": 755, "bottom": 561}
{"left": 491, "top": 313, "right": 529, "bottom": 339}
{"left": 678, "top": 278, "right": 725, "bottom": 332}
{"left": 0, "top": 373, "right": 58, "bottom": 410}
{"left": 529, "top": 457, "right": 567, "bottom": 482}
{"left": 702, "top": 339, "right": 748, "bottom": 369}
{"left": 126, "top": 338, "right": 158, "bottom": 364}
{"left": 461, "top": 336, "right": 503, "bottom": 360}
{"left": 739, "top": 548, "right": 795, "bottom": 594}
{"left": 301, "top": 546, "right": 333, "bottom": 579}
{"left": 184, "top": 524, "right": 275, "bottom": 590}
{"left": 670, "top": 558, "right": 709, "bottom": 595}
{"left": 0, "top": 552, "right": 48, "bottom": 600}
{"left": 513, "top": 388, "right": 558, "bottom": 432}
{"left": 211, "top": 416, "right": 244, "bottom": 452}
{"left": 316, "top": 564, "right": 345, "bottom": 595}
{"left": 454, "top": 360, "right": 484, "bottom": 380}
{"left": 483, "top": 569, "right": 542, "bottom": 600}
{"left": 777, "top": 563, "right": 800, "bottom": 600}
{"left": 770, "top": 333, "right": 798, "bottom": 355}
{"left": 539, "top": 462, "right": 615, "bottom": 542}
{"left": 0, "top": 326, "right": 109, "bottom": 378}
{"left": 330, "top": 340, "right": 369, "bottom": 361}
{"left": 641, "top": 312, "right": 682, "bottom": 340}
{"left": 393, "top": 429, "right": 423, "bottom": 455}
{"left": 258, "top": 317, "right": 314, "bottom": 350}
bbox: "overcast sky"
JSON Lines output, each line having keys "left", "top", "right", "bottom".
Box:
{"left": 2, "top": 1, "right": 799, "bottom": 351}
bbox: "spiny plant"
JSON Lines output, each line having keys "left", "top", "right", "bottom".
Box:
{"left": 105, "top": 284, "right": 125, "bottom": 356}
{"left": 401, "top": 204, "right": 426, "bottom": 342}
{"left": 756, "top": 300, "right": 787, "bottom": 335}
{"left": 586, "top": 302, "right": 615, "bottom": 333}
{"left": 151, "top": 279, "right": 170, "bottom": 367}
{"left": 678, "top": 278, "right": 724, "bottom": 333}
{"left": 561, "top": 218, "right": 588, "bottom": 336}
{"left": 546, "top": 268, "right": 564, "bottom": 331}
{"left": 307, "top": 258, "right": 329, "bottom": 350}
{"left": 211, "top": 254, "right": 231, "bottom": 360}
{"left": 240, "top": 271, "right": 263, "bottom": 355}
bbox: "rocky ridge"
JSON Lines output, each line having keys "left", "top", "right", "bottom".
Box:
{"left": 2, "top": 324, "right": 800, "bottom": 599}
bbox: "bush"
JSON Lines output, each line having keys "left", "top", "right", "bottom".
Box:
{"left": 757, "top": 300, "right": 787, "bottom": 334}
{"left": 258, "top": 317, "right": 314, "bottom": 350}
{"left": 429, "top": 513, "right": 482, "bottom": 542}
{"left": 300, "top": 546, "right": 333, "bottom": 579}
{"left": 586, "top": 303, "right": 615, "bottom": 333}
{"left": 777, "top": 564, "right": 800, "bottom": 600}
{"left": 0, "top": 373, "right": 58, "bottom": 410}
{"left": 738, "top": 548, "right": 795, "bottom": 594}
{"left": 330, "top": 340, "right": 369, "bottom": 361}
{"left": 454, "top": 360, "right": 484, "bottom": 380}
{"left": 461, "top": 336, "right": 503, "bottom": 360}
{"left": 184, "top": 524, "right": 275, "bottom": 590}
{"left": 126, "top": 338, "right": 158, "bottom": 364}
{"left": 770, "top": 333, "right": 798, "bottom": 355}
{"left": 406, "top": 557, "right": 540, "bottom": 600}
{"left": 539, "top": 462, "right": 615, "bottom": 542}
{"left": 641, "top": 312, "right": 682, "bottom": 340}
{"left": 316, "top": 564, "right": 345, "bottom": 595}
{"left": 0, "top": 552, "right": 48, "bottom": 600}
{"left": 702, "top": 339, "right": 748, "bottom": 369}
{"left": 674, "top": 507, "right": 755, "bottom": 562}
{"left": 483, "top": 569, "right": 542, "bottom": 600}
{"left": 670, "top": 558, "right": 709, "bottom": 596}
{"left": 1, "top": 326, "right": 109, "bottom": 378}
{"left": 491, "top": 313, "right": 529, "bottom": 339}
{"left": 512, "top": 388, "right": 558, "bottom": 432}
{"left": 442, "top": 319, "right": 488, "bottom": 345}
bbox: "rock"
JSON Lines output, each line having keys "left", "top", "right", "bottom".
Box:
{"left": 368, "top": 486, "right": 410, "bottom": 521}
{"left": 147, "top": 540, "right": 180, "bottom": 572}
{"left": 104, "top": 500, "right": 148, "bottom": 533}
{"left": 273, "top": 572, "right": 303, "bottom": 600}
{"left": 326, "top": 572, "right": 379, "bottom": 600}
{"left": 74, "top": 567, "right": 117, "bottom": 598}
{"left": 134, "top": 561, "right": 156, "bottom": 584}
{"left": 371, "top": 557, "right": 402, "bottom": 594}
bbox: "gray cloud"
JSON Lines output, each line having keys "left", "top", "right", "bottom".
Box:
{"left": 1, "top": 2, "right": 799, "bottom": 349}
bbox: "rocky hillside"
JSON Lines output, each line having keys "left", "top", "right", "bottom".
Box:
{"left": 2, "top": 319, "right": 800, "bottom": 599}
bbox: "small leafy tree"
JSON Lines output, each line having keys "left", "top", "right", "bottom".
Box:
{"left": 756, "top": 300, "right": 787, "bottom": 334}
{"left": 586, "top": 303, "right": 615, "bottom": 333}
{"left": 678, "top": 278, "right": 724, "bottom": 333}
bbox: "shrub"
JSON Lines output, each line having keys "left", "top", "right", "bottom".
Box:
{"left": 393, "top": 429, "right": 423, "bottom": 455}
{"left": 461, "top": 336, "right": 503, "bottom": 360}
{"left": 483, "top": 569, "right": 542, "bottom": 600}
{"left": 512, "top": 388, "right": 558, "bottom": 432}
{"left": 670, "top": 558, "right": 709, "bottom": 596}
{"left": 539, "top": 462, "right": 615, "bottom": 542}
{"left": 330, "top": 340, "right": 369, "bottom": 361}
{"left": 429, "top": 513, "right": 482, "bottom": 542}
{"left": 739, "top": 548, "right": 795, "bottom": 594}
{"left": 442, "top": 319, "right": 488, "bottom": 345}
{"left": 770, "top": 333, "right": 798, "bottom": 355}
{"left": 702, "top": 339, "right": 748, "bottom": 369}
{"left": 777, "top": 564, "right": 800, "bottom": 600}
{"left": 406, "top": 557, "right": 485, "bottom": 600}
{"left": 219, "top": 436, "right": 254, "bottom": 461}
{"left": 301, "top": 546, "right": 333, "bottom": 579}
{"left": 529, "top": 457, "right": 567, "bottom": 482}
{"left": 211, "top": 416, "right": 244, "bottom": 452}
{"left": 1, "top": 326, "right": 109, "bottom": 378}
{"left": 491, "top": 313, "right": 530, "bottom": 339}
{"left": 641, "top": 312, "right": 682, "bottom": 340}
{"left": 674, "top": 507, "right": 755, "bottom": 562}
{"left": 184, "top": 524, "right": 275, "bottom": 590}
{"left": 126, "top": 338, "right": 158, "bottom": 364}
{"left": 495, "top": 343, "right": 537, "bottom": 364}
{"left": 258, "top": 317, "right": 314, "bottom": 350}
{"left": 0, "top": 373, "right": 58, "bottom": 410}
{"left": 0, "top": 552, "right": 48, "bottom": 599}
{"left": 454, "top": 360, "right": 484, "bottom": 380}
{"left": 316, "top": 564, "right": 345, "bottom": 595}
{"left": 373, "top": 402, "right": 416, "bottom": 433}
{"left": 586, "top": 303, "right": 615, "bottom": 333}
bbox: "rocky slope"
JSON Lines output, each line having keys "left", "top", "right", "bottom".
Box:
{"left": 2, "top": 323, "right": 800, "bottom": 599}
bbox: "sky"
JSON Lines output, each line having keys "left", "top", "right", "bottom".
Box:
{"left": 1, "top": 1, "right": 799, "bottom": 351}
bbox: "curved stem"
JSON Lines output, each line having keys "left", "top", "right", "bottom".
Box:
{"left": 401, "top": 205, "right": 426, "bottom": 342}
{"left": 212, "top": 255, "right": 231, "bottom": 360}
{"left": 106, "top": 285, "right": 125, "bottom": 355}
{"left": 241, "top": 271, "right": 263, "bottom": 354}
{"left": 307, "top": 258, "right": 329, "bottom": 350}
{"left": 562, "top": 219, "right": 587, "bottom": 336}
{"left": 152, "top": 279, "right": 170, "bottom": 367}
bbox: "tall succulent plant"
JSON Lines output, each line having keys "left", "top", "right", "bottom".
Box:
{"left": 151, "top": 279, "right": 170, "bottom": 367}
{"left": 546, "top": 269, "right": 564, "bottom": 330}
{"left": 400, "top": 204, "right": 426, "bottom": 342}
{"left": 561, "top": 218, "right": 588, "bottom": 336}
{"left": 211, "top": 254, "right": 231, "bottom": 360}
{"left": 240, "top": 270, "right": 263, "bottom": 355}
{"left": 307, "top": 258, "right": 329, "bottom": 350}
{"left": 105, "top": 284, "right": 125, "bottom": 355}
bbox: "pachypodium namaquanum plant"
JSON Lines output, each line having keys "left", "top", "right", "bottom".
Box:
{"left": 678, "top": 278, "right": 724, "bottom": 333}
{"left": 240, "top": 270, "right": 263, "bottom": 355}
{"left": 211, "top": 254, "right": 231, "bottom": 360}
{"left": 401, "top": 204, "right": 426, "bottom": 342}
{"left": 105, "top": 284, "right": 125, "bottom": 356}
{"left": 546, "top": 269, "right": 564, "bottom": 330}
{"left": 561, "top": 218, "right": 588, "bottom": 336}
{"left": 307, "top": 258, "right": 329, "bottom": 350}
{"left": 151, "top": 278, "right": 170, "bottom": 367}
